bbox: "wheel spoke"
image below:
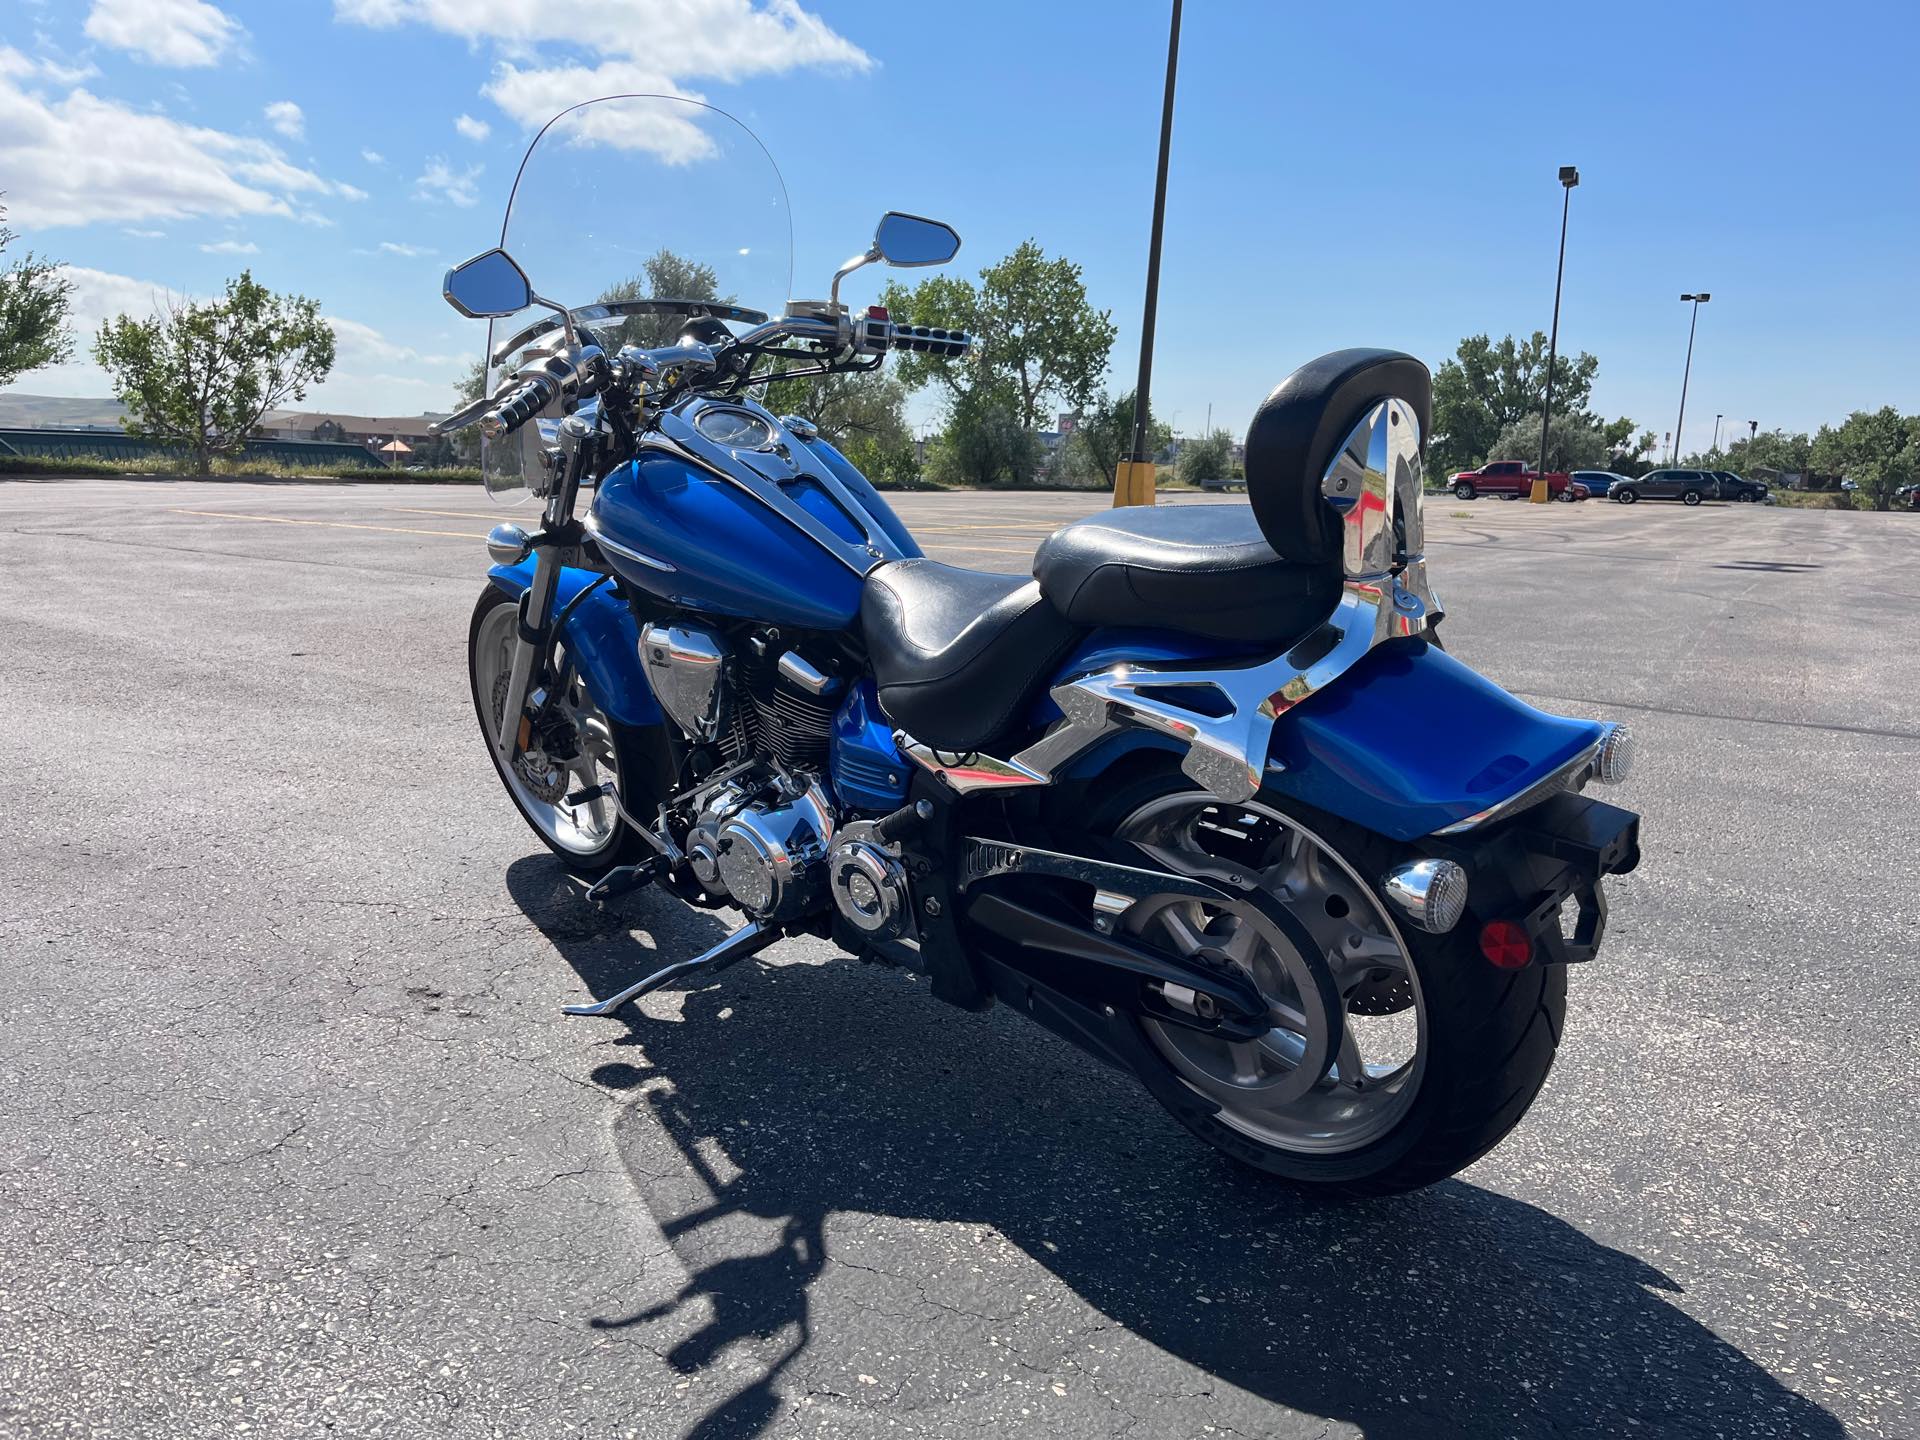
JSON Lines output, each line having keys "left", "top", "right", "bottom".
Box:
{"left": 1157, "top": 905, "right": 1210, "bottom": 957}
{"left": 1333, "top": 1020, "right": 1367, "bottom": 1089}
{"left": 1226, "top": 1039, "right": 1264, "bottom": 1084}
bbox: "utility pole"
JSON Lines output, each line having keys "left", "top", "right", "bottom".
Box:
{"left": 1116, "top": 0, "right": 1183, "bottom": 509}
{"left": 1532, "top": 167, "right": 1579, "bottom": 502}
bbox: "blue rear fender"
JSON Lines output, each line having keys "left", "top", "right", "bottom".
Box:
{"left": 486, "top": 561, "right": 661, "bottom": 727}
{"left": 1262, "top": 641, "right": 1603, "bottom": 841}
{"left": 1055, "top": 635, "right": 1605, "bottom": 843}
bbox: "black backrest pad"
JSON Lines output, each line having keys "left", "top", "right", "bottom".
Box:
{"left": 1243, "top": 348, "right": 1432, "bottom": 566}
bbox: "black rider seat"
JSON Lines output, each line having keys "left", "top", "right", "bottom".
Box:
{"left": 862, "top": 560, "right": 1081, "bottom": 753}
{"left": 1031, "top": 503, "right": 1342, "bottom": 647}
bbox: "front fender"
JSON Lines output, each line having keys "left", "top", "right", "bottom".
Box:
{"left": 487, "top": 561, "right": 661, "bottom": 727}
{"left": 1263, "top": 639, "right": 1604, "bottom": 841}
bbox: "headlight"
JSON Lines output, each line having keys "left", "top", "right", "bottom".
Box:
{"left": 1596, "top": 722, "right": 1634, "bottom": 784}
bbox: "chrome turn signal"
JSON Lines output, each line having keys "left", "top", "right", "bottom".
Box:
{"left": 1380, "top": 858, "right": 1469, "bottom": 935}
{"left": 486, "top": 523, "right": 533, "bottom": 566}
{"left": 1595, "top": 722, "right": 1634, "bottom": 785}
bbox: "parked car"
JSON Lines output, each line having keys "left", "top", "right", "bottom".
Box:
{"left": 1449, "top": 460, "right": 1584, "bottom": 501}
{"left": 1571, "top": 469, "right": 1628, "bottom": 498}
{"left": 1895, "top": 482, "right": 1920, "bottom": 510}
{"left": 1711, "top": 470, "right": 1772, "bottom": 503}
{"left": 1611, "top": 468, "right": 1716, "bottom": 506}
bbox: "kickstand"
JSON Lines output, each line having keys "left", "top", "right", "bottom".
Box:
{"left": 562, "top": 921, "right": 782, "bottom": 1018}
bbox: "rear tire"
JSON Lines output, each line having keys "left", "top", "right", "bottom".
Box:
{"left": 1683, "top": 489, "right": 1703, "bottom": 506}
{"left": 1084, "top": 771, "right": 1566, "bottom": 1198}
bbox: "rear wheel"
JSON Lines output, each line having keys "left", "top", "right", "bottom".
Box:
{"left": 467, "top": 586, "right": 659, "bottom": 878}
{"left": 1683, "top": 489, "right": 1703, "bottom": 506}
{"left": 1091, "top": 775, "right": 1565, "bottom": 1197}
{"left": 1453, "top": 481, "right": 1476, "bottom": 499}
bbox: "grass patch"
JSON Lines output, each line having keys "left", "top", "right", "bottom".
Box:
{"left": 1, "top": 452, "right": 482, "bottom": 483}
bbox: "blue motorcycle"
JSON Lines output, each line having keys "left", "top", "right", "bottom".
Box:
{"left": 437, "top": 96, "right": 1640, "bottom": 1196}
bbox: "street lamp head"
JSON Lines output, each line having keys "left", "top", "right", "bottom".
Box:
{"left": 1558, "top": 165, "right": 1580, "bottom": 187}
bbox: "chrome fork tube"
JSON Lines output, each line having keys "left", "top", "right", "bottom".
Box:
{"left": 493, "top": 418, "right": 592, "bottom": 764}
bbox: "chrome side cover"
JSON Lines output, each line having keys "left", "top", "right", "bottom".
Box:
{"left": 638, "top": 621, "right": 728, "bottom": 743}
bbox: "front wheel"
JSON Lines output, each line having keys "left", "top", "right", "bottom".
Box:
{"left": 467, "top": 586, "right": 659, "bottom": 878}
{"left": 1556, "top": 488, "right": 1576, "bottom": 503}
{"left": 1615, "top": 487, "right": 1639, "bottom": 504}
{"left": 1093, "top": 778, "right": 1565, "bottom": 1197}
{"left": 1453, "top": 481, "right": 1476, "bottom": 499}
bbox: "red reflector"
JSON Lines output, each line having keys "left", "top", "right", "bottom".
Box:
{"left": 867, "top": 305, "right": 890, "bottom": 320}
{"left": 1479, "top": 919, "right": 1533, "bottom": 970}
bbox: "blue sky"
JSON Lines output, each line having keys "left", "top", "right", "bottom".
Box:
{"left": 2, "top": 0, "right": 1914, "bottom": 457}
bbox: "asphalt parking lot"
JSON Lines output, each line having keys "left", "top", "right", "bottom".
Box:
{"left": 3, "top": 477, "right": 1916, "bottom": 1439}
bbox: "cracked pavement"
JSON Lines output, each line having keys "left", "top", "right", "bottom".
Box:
{"left": 1, "top": 478, "right": 1915, "bottom": 1438}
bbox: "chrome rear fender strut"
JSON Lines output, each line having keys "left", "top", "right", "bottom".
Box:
{"left": 902, "top": 566, "right": 1439, "bottom": 805}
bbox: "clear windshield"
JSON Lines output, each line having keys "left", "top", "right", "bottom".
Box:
{"left": 480, "top": 95, "right": 793, "bottom": 502}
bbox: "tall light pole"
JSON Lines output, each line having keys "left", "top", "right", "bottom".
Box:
{"left": 1713, "top": 413, "right": 1724, "bottom": 454}
{"left": 1532, "top": 165, "right": 1580, "bottom": 503}
{"left": 1116, "top": 0, "right": 1184, "bottom": 508}
{"left": 1747, "top": 418, "right": 1758, "bottom": 467}
{"left": 1672, "top": 292, "right": 1710, "bottom": 464}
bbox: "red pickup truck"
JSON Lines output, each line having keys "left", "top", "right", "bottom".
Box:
{"left": 1449, "top": 460, "right": 1587, "bottom": 501}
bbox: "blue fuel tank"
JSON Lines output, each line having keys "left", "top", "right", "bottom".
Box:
{"left": 587, "top": 400, "right": 920, "bottom": 631}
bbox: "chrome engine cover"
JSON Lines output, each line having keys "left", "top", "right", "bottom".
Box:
{"left": 639, "top": 622, "right": 727, "bottom": 742}
{"left": 692, "top": 776, "right": 834, "bottom": 922}
{"left": 828, "top": 821, "right": 912, "bottom": 941}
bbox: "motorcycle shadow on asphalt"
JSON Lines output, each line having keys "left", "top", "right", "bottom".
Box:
{"left": 506, "top": 856, "right": 1842, "bottom": 1440}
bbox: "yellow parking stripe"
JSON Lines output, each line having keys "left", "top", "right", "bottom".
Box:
{"left": 170, "top": 509, "right": 487, "bottom": 540}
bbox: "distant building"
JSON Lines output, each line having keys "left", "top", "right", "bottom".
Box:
{"left": 258, "top": 410, "right": 453, "bottom": 466}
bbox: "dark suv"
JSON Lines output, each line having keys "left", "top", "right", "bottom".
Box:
{"left": 1712, "top": 470, "right": 1772, "bottom": 503}
{"left": 1612, "top": 468, "right": 1714, "bottom": 506}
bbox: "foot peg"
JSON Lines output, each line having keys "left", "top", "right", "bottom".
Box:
{"left": 586, "top": 859, "right": 662, "bottom": 907}
{"left": 562, "top": 921, "right": 781, "bottom": 1018}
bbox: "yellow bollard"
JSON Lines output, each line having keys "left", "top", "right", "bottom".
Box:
{"left": 1529, "top": 477, "right": 1551, "bottom": 503}
{"left": 1114, "top": 459, "right": 1159, "bottom": 507}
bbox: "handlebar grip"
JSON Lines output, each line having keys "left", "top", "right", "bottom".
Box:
{"left": 888, "top": 323, "right": 970, "bottom": 359}
{"left": 479, "top": 374, "right": 558, "bottom": 440}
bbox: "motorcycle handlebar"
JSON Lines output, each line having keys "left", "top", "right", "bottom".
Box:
{"left": 478, "top": 373, "right": 559, "bottom": 440}
{"left": 885, "top": 322, "right": 970, "bottom": 359}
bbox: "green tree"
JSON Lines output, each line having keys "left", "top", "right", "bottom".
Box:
{"left": 884, "top": 239, "right": 1115, "bottom": 432}
{"left": 1486, "top": 411, "right": 1616, "bottom": 473}
{"left": 1724, "top": 427, "right": 1812, "bottom": 481}
{"left": 1809, "top": 408, "right": 1918, "bottom": 511}
{"left": 93, "top": 271, "right": 335, "bottom": 475}
{"left": 0, "top": 207, "right": 73, "bottom": 386}
{"left": 1073, "top": 389, "right": 1171, "bottom": 489}
{"left": 923, "top": 386, "right": 1042, "bottom": 488}
{"left": 1430, "top": 332, "right": 1602, "bottom": 476}
{"left": 1176, "top": 428, "right": 1235, "bottom": 487}
{"left": 595, "top": 249, "right": 725, "bottom": 348}
{"left": 448, "top": 355, "right": 486, "bottom": 465}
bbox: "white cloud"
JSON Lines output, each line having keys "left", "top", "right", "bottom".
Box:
{"left": 10, "top": 264, "right": 195, "bottom": 396}
{"left": 123, "top": 227, "right": 166, "bottom": 239}
{"left": 200, "top": 238, "right": 258, "bottom": 254}
{"left": 377, "top": 240, "right": 434, "bottom": 257}
{"left": 0, "top": 73, "right": 364, "bottom": 227}
{"left": 334, "top": 0, "right": 870, "bottom": 161}
{"left": 453, "top": 112, "right": 490, "bottom": 142}
{"left": 264, "top": 100, "right": 304, "bottom": 140}
{"left": 361, "top": 148, "right": 385, "bottom": 165}
{"left": 0, "top": 45, "right": 99, "bottom": 86}
{"left": 413, "top": 157, "right": 482, "bottom": 207}
{"left": 84, "top": 0, "right": 241, "bottom": 68}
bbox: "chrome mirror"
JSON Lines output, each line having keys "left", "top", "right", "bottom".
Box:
{"left": 873, "top": 212, "right": 961, "bottom": 267}
{"left": 442, "top": 248, "right": 534, "bottom": 319}
{"left": 1320, "top": 399, "right": 1423, "bottom": 581}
